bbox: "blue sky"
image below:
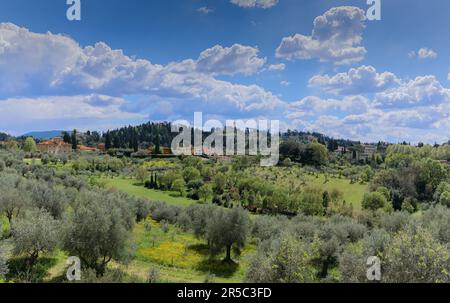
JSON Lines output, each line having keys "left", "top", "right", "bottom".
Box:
{"left": 0, "top": 0, "right": 449, "bottom": 143}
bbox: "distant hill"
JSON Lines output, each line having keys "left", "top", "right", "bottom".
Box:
{"left": 21, "top": 130, "right": 64, "bottom": 140}
{"left": 0, "top": 132, "right": 11, "bottom": 141}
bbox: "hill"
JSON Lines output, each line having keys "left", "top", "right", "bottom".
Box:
{"left": 20, "top": 130, "right": 64, "bottom": 140}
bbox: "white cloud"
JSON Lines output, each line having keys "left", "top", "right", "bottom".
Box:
{"left": 276, "top": 6, "right": 367, "bottom": 65}
{"left": 0, "top": 23, "right": 281, "bottom": 119}
{"left": 287, "top": 75, "right": 450, "bottom": 144}
{"left": 195, "top": 44, "right": 266, "bottom": 76}
{"left": 280, "top": 80, "right": 290, "bottom": 86}
{"left": 197, "top": 7, "right": 214, "bottom": 14}
{"left": 0, "top": 94, "right": 145, "bottom": 134}
{"left": 230, "top": 0, "right": 278, "bottom": 9}
{"left": 375, "top": 76, "right": 450, "bottom": 108}
{"left": 409, "top": 48, "right": 437, "bottom": 59}
{"left": 268, "top": 63, "right": 286, "bottom": 71}
{"left": 289, "top": 95, "right": 370, "bottom": 118}
{"left": 309, "top": 65, "right": 400, "bottom": 95}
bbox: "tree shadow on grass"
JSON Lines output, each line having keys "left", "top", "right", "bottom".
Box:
{"left": 7, "top": 256, "right": 58, "bottom": 283}
{"left": 195, "top": 259, "right": 239, "bottom": 279}
{"left": 188, "top": 244, "right": 239, "bottom": 278}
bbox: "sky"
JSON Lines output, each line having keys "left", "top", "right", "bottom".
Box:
{"left": 0, "top": 0, "right": 449, "bottom": 144}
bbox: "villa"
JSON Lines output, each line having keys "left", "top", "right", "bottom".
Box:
{"left": 37, "top": 137, "right": 72, "bottom": 155}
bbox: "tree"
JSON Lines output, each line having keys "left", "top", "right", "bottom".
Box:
{"left": 171, "top": 178, "right": 186, "bottom": 197}
{"left": 62, "top": 132, "right": 71, "bottom": 144}
{"left": 198, "top": 184, "right": 213, "bottom": 203}
{"left": 206, "top": 207, "right": 249, "bottom": 262}
{"left": 154, "top": 132, "right": 161, "bottom": 155}
{"left": 135, "top": 166, "right": 148, "bottom": 185}
{"left": 439, "top": 191, "right": 450, "bottom": 207}
{"left": 63, "top": 190, "right": 133, "bottom": 277}
{"left": 0, "top": 187, "right": 28, "bottom": 224}
{"left": 383, "top": 227, "right": 450, "bottom": 283}
{"left": 299, "top": 187, "right": 324, "bottom": 216}
{"left": 105, "top": 132, "right": 112, "bottom": 150}
{"left": 182, "top": 167, "right": 201, "bottom": 183}
{"left": 71, "top": 129, "right": 78, "bottom": 150}
{"left": 303, "top": 142, "right": 328, "bottom": 167}
{"left": 246, "top": 233, "right": 319, "bottom": 283}
{"left": 11, "top": 209, "right": 60, "bottom": 271}
{"left": 213, "top": 173, "right": 227, "bottom": 195}
{"left": 23, "top": 137, "right": 36, "bottom": 153}
{"left": 362, "top": 192, "right": 388, "bottom": 211}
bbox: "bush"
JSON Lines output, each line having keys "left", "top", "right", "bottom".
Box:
{"left": 362, "top": 192, "right": 388, "bottom": 211}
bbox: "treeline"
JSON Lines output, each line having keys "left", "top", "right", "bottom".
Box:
{"left": 0, "top": 133, "right": 10, "bottom": 142}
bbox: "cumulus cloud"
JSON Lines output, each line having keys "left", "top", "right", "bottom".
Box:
{"left": 195, "top": 44, "right": 266, "bottom": 76}
{"left": 268, "top": 63, "right": 286, "bottom": 71}
{"left": 309, "top": 65, "right": 400, "bottom": 95}
{"left": 276, "top": 6, "right": 367, "bottom": 65}
{"left": 0, "top": 94, "right": 145, "bottom": 134}
{"left": 0, "top": 23, "right": 281, "bottom": 119}
{"left": 408, "top": 48, "right": 437, "bottom": 59}
{"left": 230, "top": 0, "right": 278, "bottom": 9}
{"left": 375, "top": 76, "right": 450, "bottom": 108}
{"left": 288, "top": 74, "right": 450, "bottom": 144}
{"left": 289, "top": 95, "right": 370, "bottom": 118}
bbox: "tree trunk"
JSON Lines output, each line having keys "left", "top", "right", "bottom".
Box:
{"left": 225, "top": 245, "right": 232, "bottom": 262}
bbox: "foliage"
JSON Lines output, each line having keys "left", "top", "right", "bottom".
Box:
{"left": 206, "top": 207, "right": 249, "bottom": 262}
{"left": 11, "top": 209, "right": 60, "bottom": 271}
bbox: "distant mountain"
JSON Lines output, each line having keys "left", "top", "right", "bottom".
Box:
{"left": 0, "top": 132, "right": 11, "bottom": 141}
{"left": 21, "top": 130, "right": 64, "bottom": 140}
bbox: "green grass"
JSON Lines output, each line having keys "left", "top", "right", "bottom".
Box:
{"left": 0, "top": 216, "right": 9, "bottom": 236}
{"left": 304, "top": 174, "right": 368, "bottom": 210}
{"left": 129, "top": 220, "right": 253, "bottom": 283}
{"left": 23, "top": 158, "right": 42, "bottom": 165}
{"left": 43, "top": 220, "right": 253, "bottom": 283}
{"left": 101, "top": 177, "right": 196, "bottom": 207}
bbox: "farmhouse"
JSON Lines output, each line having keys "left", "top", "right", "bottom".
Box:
{"left": 78, "top": 145, "right": 97, "bottom": 152}
{"left": 37, "top": 137, "right": 72, "bottom": 155}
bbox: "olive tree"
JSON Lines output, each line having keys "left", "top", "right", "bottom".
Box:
{"left": 0, "top": 187, "right": 28, "bottom": 223}
{"left": 11, "top": 208, "right": 60, "bottom": 270}
{"left": 63, "top": 190, "right": 134, "bottom": 277}
{"left": 206, "top": 206, "right": 249, "bottom": 262}
{"left": 246, "top": 233, "right": 320, "bottom": 283}
{"left": 383, "top": 226, "right": 450, "bottom": 283}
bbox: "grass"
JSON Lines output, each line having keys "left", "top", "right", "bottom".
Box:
{"left": 0, "top": 216, "right": 9, "bottom": 236}
{"left": 43, "top": 219, "right": 253, "bottom": 283}
{"left": 101, "top": 177, "right": 196, "bottom": 207}
{"left": 304, "top": 174, "right": 368, "bottom": 210}
{"left": 23, "top": 158, "right": 42, "bottom": 165}
{"left": 130, "top": 219, "right": 253, "bottom": 283}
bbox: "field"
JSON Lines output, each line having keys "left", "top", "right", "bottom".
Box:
{"left": 8, "top": 158, "right": 370, "bottom": 283}
{"left": 304, "top": 174, "right": 367, "bottom": 210}
{"left": 101, "top": 168, "right": 368, "bottom": 211}
{"left": 101, "top": 177, "right": 196, "bottom": 207}
{"left": 41, "top": 219, "right": 253, "bottom": 283}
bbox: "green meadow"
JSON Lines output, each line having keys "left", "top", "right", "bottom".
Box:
{"left": 101, "top": 177, "right": 196, "bottom": 207}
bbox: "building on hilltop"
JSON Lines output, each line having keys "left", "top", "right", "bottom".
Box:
{"left": 37, "top": 137, "right": 72, "bottom": 155}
